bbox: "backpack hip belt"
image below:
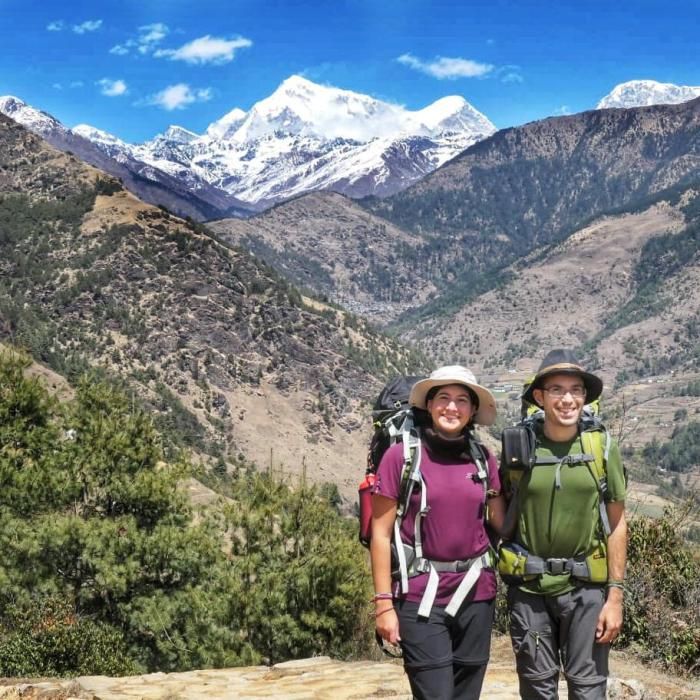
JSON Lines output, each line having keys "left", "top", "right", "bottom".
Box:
{"left": 522, "top": 554, "right": 592, "bottom": 578}
{"left": 394, "top": 542, "right": 496, "bottom": 618}
{"left": 497, "top": 540, "right": 608, "bottom": 584}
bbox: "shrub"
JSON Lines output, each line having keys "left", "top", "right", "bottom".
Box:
{"left": 0, "top": 595, "right": 135, "bottom": 677}
{"left": 622, "top": 502, "right": 700, "bottom": 673}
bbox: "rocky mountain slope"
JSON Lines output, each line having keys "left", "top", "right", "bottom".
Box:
{"left": 0, "top": 96, "right": 246, "bottom": 221}
{"left": 370, "top": 97, "right": 699, "bottom": 265}
{"left": 1, "top": 76, "right": 495, "bottom": 215}
{"left": 0, "top": 113, "right": 423, "bottom": 499}
{"left": 405, "top": 186, "right": 700, "bottom": 456}
{"left": 209, "top": 191, "right": 437, "bottom": 322}
{"left": 209, "top": 99, "right": 700, "bottom": 332}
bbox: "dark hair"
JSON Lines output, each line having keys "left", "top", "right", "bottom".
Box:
{"left": 426, "top": 384, "right": 480, "bottom": 410}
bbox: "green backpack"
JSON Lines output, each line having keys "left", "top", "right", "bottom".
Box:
{"left": 498, "top": 407, "right": 614, "bottom": 584}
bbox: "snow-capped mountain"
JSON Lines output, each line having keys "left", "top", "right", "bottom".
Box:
{"left": 1, "top": 76, "right": 496, "bottom": 213}
{"left": 129, "top": 75, "right": 496, "bottom": 206}
{"left": 0, "top": 95, "right": 72, "bottom": 139}
{"left": 597, "top": 80, "right": 700, "bottom": 109}
{"left": 1, "top": 95, "right": 249, "bottom": 220}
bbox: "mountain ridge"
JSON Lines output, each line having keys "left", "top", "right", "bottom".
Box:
{"left": 0, "top": 76, "right": 496, "bottom": 212}
{"left": 0, "top": 113, "right": 423, "bottom": 499}
{"left": 597, "top": 79, "right": 700, "bottom": 109}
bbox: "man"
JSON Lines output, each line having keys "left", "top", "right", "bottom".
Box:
{"left": 502, "top": 349, "right": 627, "bottom": 700}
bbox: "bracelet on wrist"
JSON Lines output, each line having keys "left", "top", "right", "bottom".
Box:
{"left": 606, "top": 581, "right": 625, "bottom": 591}
{"left": 372, "top": 592, "right": 393, "bottom": 602}
{"left": 374, "top": 606, "right": 395, "bottom": 619}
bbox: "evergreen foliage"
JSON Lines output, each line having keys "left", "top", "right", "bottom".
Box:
{"left": 222, "top": 473, "right": 371, "bottom": 664}
{"left": 0, "top": 350, "right": 372, "bottom": 676}
{"left": 622, "top": 504, "right": 700, "bottom": 673}
{"left": 641, "top": 422, "right": 700, "bottom": 473}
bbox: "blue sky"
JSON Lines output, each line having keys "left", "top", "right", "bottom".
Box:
{"left": 2, "top": 0, "right": 699, "bottom": 143}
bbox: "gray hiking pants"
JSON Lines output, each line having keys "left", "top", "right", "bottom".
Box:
{"left": 507, "top": 585, "right": 609, "bottom": 700}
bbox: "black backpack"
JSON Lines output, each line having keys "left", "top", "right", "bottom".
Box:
{"left": 358, "top": 375, "right": 424, "bottom": 547}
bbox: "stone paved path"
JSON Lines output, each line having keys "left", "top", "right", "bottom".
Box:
{"left": 1, "top": 638, "right": 698, "bottom": 699}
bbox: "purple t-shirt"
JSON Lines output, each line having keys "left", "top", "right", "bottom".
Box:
{"left": 373, "top": 439, "right": 500, "bottom": 605}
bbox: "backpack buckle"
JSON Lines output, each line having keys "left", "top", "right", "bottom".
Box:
{"left": 545, "top": 558, "right": 568, "bottom": 575}
{"left": 414, "top": 558, "right": 431, "bottom": 574}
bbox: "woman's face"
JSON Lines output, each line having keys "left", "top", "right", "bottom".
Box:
{"left": 426, "top": 384, "right": 475, "bottom": 437}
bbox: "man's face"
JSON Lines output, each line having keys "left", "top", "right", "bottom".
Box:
{"left": 532, "top": 373, "right": 586, "bottom": 430}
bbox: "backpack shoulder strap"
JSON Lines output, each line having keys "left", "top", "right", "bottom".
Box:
{"left": 468, "top": 434, "right": 490, "bottom": 497}
{"left": 580, "top": 427, "right": 612, "bottom": 536}
{"left": 395, "top": 409, "right": 422, "bottom": 519}
{"left": 394, "top": 427, "right": 423, "bottom": 594}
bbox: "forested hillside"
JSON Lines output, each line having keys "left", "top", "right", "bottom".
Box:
{"left": 0, "top": 113, "right": 424, "bottom": 497}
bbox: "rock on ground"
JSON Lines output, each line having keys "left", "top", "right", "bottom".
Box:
{"left": 1, "top": 638, "right": 698, "bottom": 699}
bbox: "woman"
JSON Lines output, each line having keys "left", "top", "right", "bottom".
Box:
{"left": 370, "top": 365, "right": 506, "bottom": 700}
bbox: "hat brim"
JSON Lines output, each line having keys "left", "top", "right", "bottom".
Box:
{"left": 409, "top": 378, "right": 497, "bottom": 426}
{"left": 522, "top": 366, "right": 603, "bottom": 406}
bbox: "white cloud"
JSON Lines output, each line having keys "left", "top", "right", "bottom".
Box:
{"left": 110, "top": 23, "right": 170, "bottom": 56}
{"left": 110, "top": 41, "right": 134, "bottom": 55}
{"left": 155, "top": 35, "right": 252, "bottom": 65}
{"left": 73, "top": 19, "right": 103, "bottom": 34}
{"left": 397, "top": 53, "right": 493, "bottom": 79}
{"left": 98, "top": 79, "right": 128, "bottom": 97}
{"left": 555, "top": 105, "right": 571, "bottom": 115}
{"left": 138, "top": 23, "right": 169, "bottom": 53}
{"left": 501, "top": 71, "right": 524, "bottom": 84}
{"left": 47, "top": 20, "right": 64, "bottom": 31}
{"left": 145, "top": 83, "right": 212, "bottom": 110}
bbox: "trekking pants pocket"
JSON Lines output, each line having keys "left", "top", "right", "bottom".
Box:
{"left": 508, "top": 588, "right": 559, "bottom": 680}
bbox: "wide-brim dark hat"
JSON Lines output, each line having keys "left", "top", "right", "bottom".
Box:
{"left": 522, "top": 349, "right": 603, "bottom": 406}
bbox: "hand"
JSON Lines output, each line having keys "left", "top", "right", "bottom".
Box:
{"left": 375, "top": 606, "right": 401, "bottom": 644}
{"left": 595, "top": 591, "right": 623, "bottom": 644}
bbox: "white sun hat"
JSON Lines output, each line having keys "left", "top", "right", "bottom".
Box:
{"left": 409, "top": 365, "right": 497, "bottom": 426}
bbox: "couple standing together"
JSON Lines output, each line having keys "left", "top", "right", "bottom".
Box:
{"left": 370, "top": 349, "right": 627, "bottom": 700}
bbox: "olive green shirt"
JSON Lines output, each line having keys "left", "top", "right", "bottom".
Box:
{"left": 513, "top": 433, "right": 626, "bottom": 596}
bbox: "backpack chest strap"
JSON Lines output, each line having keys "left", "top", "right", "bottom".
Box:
{"left": 535, "top": 452, "right": 595, "bottom": 489}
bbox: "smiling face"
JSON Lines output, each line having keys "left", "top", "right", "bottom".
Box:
{"left": 532, "top": 373, "right": 586, "bottom": 440}
{"left": 426, "top": 383, "right": 475, "bottom": 437}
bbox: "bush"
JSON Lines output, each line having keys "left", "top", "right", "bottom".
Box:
{"left": 0, "top": 349, "right": 375, "bottom": 674}
{"left": 222, "top": 473, "right": 373, "bottom": 664}
{"left": 622, "top": 503, "right": 700, "bottom": 673}
{"left": 0, "top": 596, "right": 135, "bottom": 677}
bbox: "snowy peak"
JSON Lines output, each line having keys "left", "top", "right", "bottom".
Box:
{"left": 0, "top": 95, "right": 68, "bottom": 136}
{"left": 160, "top": 125, "right": 199, "bottom": 144}
{"left": 597, "top": 80, "right": 700, "bottom": 109}
{"left": 205, "top": 107, "right": 247, "bottom": 139}
{"left": 228, "top": 75, "right": 494, "bottom": 144}
{"left": 1, "top": 76, "right": 498, "bottom": 211}
{"left": 73, "top": 123, "right": 129, "bottom": 148}
{"left": 413, "top": 95, "right": 494, "bottom": 135}
{"left": 231, "top": 75, "right": 402, "bottom": 142}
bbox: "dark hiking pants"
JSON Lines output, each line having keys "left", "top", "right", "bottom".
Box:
{"left": 508, "top": 585, "right": 609, "bottom": 700}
